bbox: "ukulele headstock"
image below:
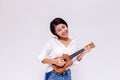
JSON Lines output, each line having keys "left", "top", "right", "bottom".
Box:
{"left": 85, "top": 42, "right": 95, "bottom": 49}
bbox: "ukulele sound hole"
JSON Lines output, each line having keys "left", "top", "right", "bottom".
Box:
{"left": 64, "top": 58, "right": 67, "bottom": 61}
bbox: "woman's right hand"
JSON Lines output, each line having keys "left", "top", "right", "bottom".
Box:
{"left": 53, "top": 58, "right": 66, "bottom": 67}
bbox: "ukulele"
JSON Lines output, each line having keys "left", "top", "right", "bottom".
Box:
{"left": 52, "top": 42, "right": 95, "bottom": 73}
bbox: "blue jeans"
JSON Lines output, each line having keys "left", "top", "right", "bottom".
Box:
{"left": 45, "top": 69, "right": 71, "bottom": 80}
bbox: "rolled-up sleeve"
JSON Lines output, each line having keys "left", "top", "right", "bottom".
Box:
{"left": 38, "top": 40, "right": 52, "bottom": 63}
{"left": 73, "top": 58, "right": 81, "bottom": 65}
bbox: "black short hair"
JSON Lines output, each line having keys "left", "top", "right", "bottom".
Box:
{"left": 50, "top": 18, "right": 68, "bottom": 38}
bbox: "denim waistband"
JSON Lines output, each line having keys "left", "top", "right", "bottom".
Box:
{"left": 45, "top": 69, "right": 71, "bottom": 80}
{"left": 52, "top": 69, "right": 71, "bottom": 75}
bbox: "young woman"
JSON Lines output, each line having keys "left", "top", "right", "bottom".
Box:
{"left": 38, "top": 18, "right": 91, "bottom": 80}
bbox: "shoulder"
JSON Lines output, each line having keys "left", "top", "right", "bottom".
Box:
{"left": 70, "top": 37, "right": 79, "bottom": 44}
{"left": 43, "top": 37, "right": 57, "bottom": 45}
{"left": 46, "top": 37, "right": 57, "bottom": 43}
{"left": 70, "top": 37, "right": 81, "bottom": 48}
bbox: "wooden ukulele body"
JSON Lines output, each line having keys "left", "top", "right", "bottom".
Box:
{"left": 52, "top": 54, "right": 72, "bottom": 74}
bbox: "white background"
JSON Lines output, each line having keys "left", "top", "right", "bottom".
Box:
{"left": 0, "top": 0, "right": 120, "bottom": 80}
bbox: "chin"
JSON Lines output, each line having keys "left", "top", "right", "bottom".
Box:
{"left": 63, "top": 36, "right": 68, "bottom": 38}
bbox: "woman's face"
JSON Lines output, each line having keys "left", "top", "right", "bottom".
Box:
{"left": 55, "top": 24, "right": 69, "bottom": 39}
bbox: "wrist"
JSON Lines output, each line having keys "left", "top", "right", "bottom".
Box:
{"left": 52, "top": 59, "right": 57, "bottom": 64}
{"left": 77, "top": 57, "right": 82, "bottom": 61}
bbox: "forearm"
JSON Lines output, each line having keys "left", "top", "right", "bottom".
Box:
{"left": 77, "top": 47, "right": 91, "bottom": 61}
{"left": 42, "top": 57, "right": 66, "bottom": 67}
{"left": 77, "top": 51, "right": 86, "bottom": 61}
{"left": 42, "top": 58, "right": 56, "bottom": 64}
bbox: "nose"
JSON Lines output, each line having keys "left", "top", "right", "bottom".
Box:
{"left": 61, "top": 29, "right": 64, "bottom": 33}
{"left": 62, "top": 29, "right": 65, "bottom": 33}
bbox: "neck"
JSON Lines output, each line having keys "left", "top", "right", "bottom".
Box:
{"left": 58, "top": 37, "right": 69, "bottom": 41}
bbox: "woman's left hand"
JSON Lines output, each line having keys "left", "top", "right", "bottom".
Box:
{"left": 84, "top": 45, "right": 91, "bottom": 53}
{"left": 77, "top": 45, "right": 91, "bottom": 61}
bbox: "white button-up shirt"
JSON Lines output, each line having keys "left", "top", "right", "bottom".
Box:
{"left": 38, "top": 37, "right": 81, "bottom": 72}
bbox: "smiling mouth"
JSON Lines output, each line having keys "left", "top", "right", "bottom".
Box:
{"left": 62, "top": 32, "right": 68, "bottom": 36}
